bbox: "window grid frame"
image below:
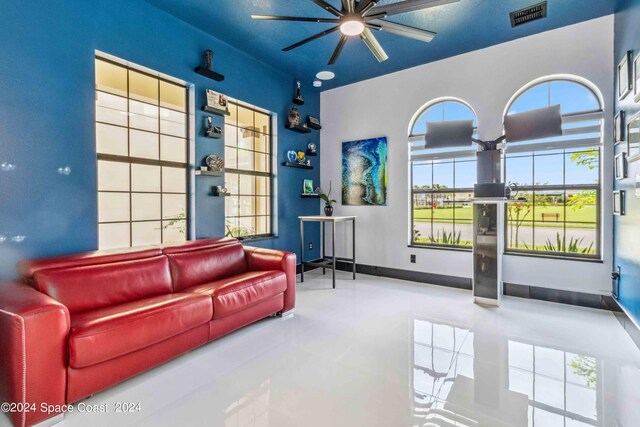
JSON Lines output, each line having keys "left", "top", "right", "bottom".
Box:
{"left": 223, "top": 101, "right": 274, "bottom": 240}
{"left": 95, "top": 56, "right": 189, "bottom": 249}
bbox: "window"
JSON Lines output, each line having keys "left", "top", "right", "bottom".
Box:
{"left": 410, "top": 99, "right": 478, "bottom": 248}
{"left": 95, "top": 57, "right": 189, "bottom": 250}
{"left": 224, "top": 101, "right": 273, "bottom": 238}
{"left": 504, "top": 79, "right": 602, "bottom": 258}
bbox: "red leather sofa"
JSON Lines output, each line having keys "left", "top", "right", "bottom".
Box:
{"left": 0, "top": 238, "right": 295, "bottom": 427}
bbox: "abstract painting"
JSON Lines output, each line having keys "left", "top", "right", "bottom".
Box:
{"left": 342, "top": 137, "right": 388, "bottom": 206}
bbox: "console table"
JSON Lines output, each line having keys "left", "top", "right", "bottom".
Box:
{"left": 298, "top": 215, "right": 356, "bottom": 288}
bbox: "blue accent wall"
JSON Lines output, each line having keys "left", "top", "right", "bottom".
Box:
{"left": 614, "top": 0, "right": 640, "bottom": 323}
{"left": 0, "top": 0, "right": 320, "bottom": 279}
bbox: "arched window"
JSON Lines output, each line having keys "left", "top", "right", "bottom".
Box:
{"left": 503, "top": 78, "right": 602, "bottom": 258}
{"left": 410, "top": 99, "right": 478, "bottom": 248}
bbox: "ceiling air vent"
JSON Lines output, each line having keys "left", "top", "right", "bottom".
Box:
{"left": 510, "top": 2, "right": 547, "bottom": 28}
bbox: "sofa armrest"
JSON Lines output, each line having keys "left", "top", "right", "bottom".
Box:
{"left": 243, "top": 247, "right": 296, "bottom": 313}
{"left": 0, "top": 281, "right": 70, "bottom": 427}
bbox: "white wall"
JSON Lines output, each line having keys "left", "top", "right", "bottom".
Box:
{"left": 320, "top": 16, "right": 614, "bottom": 295}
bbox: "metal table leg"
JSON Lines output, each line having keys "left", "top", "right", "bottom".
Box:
{"left": 322, "top": 221, "right": 326, "bottom": 275}
{"left": 352, "top": 218, "right": 356, "bottom": 280}
{"left": 332, "top": 221, "right": 336, "bottom": 289}
{"left": 300, "top": 219, "right": 304, "bottom": 282}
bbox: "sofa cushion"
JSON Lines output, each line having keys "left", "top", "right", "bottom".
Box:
{"left": 34, "top": 256, "right": 173, "bottom": 314}
{"left": 161, "top": 237, "right": 238, "bottom": 255}
{"left": 69, "top": 293, "right": 212, "bottom": 369}
{"left": 182, "top": 270, "right": 286, "bottom": 319}
{"left": 166, "top": 243, "right": 248, "bottom": 292}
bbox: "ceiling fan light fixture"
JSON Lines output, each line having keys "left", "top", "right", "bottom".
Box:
{"left": 340, "top": 18, "right": 365, "bottom": 36}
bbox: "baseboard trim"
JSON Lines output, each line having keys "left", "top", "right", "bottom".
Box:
{"left": 503, "top": 282, "right": 618, "bottom": 311}
{"left": 609, "top": 298, "right": 640, "bottom": 351}
{"left": 334, "top": 261, "right": 472, "bottom": 290}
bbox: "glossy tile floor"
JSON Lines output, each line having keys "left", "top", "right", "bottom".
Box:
{"left": 31, "top": 272, "right": 640, "bottom": 426}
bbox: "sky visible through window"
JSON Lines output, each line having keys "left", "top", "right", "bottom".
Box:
{"left": 412, "top": 82, "right": 601, "bottom": 189}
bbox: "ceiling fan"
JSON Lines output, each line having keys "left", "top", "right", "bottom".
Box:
{"left": 251, "top": 0, "right": 459, "bottom": 65}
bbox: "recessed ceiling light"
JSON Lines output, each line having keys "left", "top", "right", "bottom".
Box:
{"left": 313, "top": 80, "right": 322, "bottom": 87}
{"left": 339, "top": 18, "right": 365, "bottom": 36}
{"left": 316, "top": 71, "right": 335, "bottom": 80}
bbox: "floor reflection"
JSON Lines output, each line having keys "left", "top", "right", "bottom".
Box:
{"left": 412, "top": 319, "right": 607, "bottom": 427}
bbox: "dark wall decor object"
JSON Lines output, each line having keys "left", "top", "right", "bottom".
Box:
{"left": 627, "top": 111, "right": 640, "bottom": 161}
{"left": 203, "top": 89, "right": 230, "bottom": 116}
{"left": 293, "top": 81, "right": 304, "bottom": 105}
{"left": 615, "top": 152, "right": 628, "bottom": 180}
{"left": 195, "top": 49, "right": 225, "bottom": 82}
{"left": 619, "top": 50, "right": 632, "bottom": 100}
{"left": 204, "top": 116, "right": 222, "bottom": 139}
{"left": 306, "top": 116, "right": 322, "bottom": 130}
{"left": 634, "top": 53, "right": 640, "bottom": 103}
{"left": 615, "top": 110, "right": 625, "bottom": 144}
{"left": 285, "top": 106, "right": 311, "bottom": 133}
{"left": 613, "top": 190, "right": 625, "bottom": 215}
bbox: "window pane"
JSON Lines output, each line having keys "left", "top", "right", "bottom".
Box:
{"left": 256, "top": 176, "right": 269, "bottom": 196}
{"left": 507, "top": 195, "right": 534, "bottom": 250}
{"left": 95, "top": 60, "right": 127, "bottom": 96}
{"left": 225, "top": 146, "right": 238, "bottom": 170}
{"left": 239, "top": 196, "right": 254, "bottom": 216}
{"left": 160, "top": 135, "right": 186, "bottom": 163}
{"left": 226, "top": 196, "right": 239, "bottom": 218}
{"left": 98, "top": 192, "right": 130, "bottom": 222}
{"left": 412, "top": 103, "right": 443, "bottom": 135}
{"left": 454, "top": 160, "right": 476, "bottom": 189}
{"left": 163, "top": 194, "right": 187, "bottom": 220}
{"left": 505, "top": 154, "right": 533, "bottom": 186}
{"left": 96, "top": 92, "right": 128, "bottom": 126}
{"left": 226, "top": 173, "right": 239, "bottom": 195}
{"left": 565, "top": 149, "right": 599, "bottom": 185}
{"left": 237, "top": 106, "right": 253, "bottom": 129}
{"left": 225, "top": 124, "right": 238, "bottom": 147}
{"left": 163, "top": 220, "right": 187, "bottom": 243}
{"left": 226, "top": 103, "right": 238, "bottom": 126}
{"left": 444, "top": 101, "right": 476, "bottom": 125}
{"left": 566, "top": 189, "right": 597, "bottom": 223}
{"left": 566, "top": 224, "right": 597, "bottom": 254}
{"left": 160, "top": 81, "right": 186, "bottom": 112}
{"left": 131, "top": 193, "right": 161, "bottom": 221}
{"left": 98, "top": 161, "right": 129, "bottom": 191}
{"left": 132, "top": 221, "right": 161, "bottom": 246}
{"left": 130, "top": 129, "right": 159, "bottom": 159}
{"left": 129, "top": 100, "right": 158, "bottom": 132}
{"left": 412, "top": 163, "right": 432, "bottom": 189}
{"left": 238, "top": 149, "right": 253, "bottom": 171}
{"left": 129, "top": 70, "right": 158, "bottom": 105}
{"left": 238, "top": 128, "right": 254, "bottom": 150}
{"left": 96, "top": 123, "right": 128, "bottom": 156}
{"left": 160, "top": 108, "right": 186, "bottom": 137}
{"left": 239, "top": 174, "right": 254, "bottom": 195}
{"left": 550, "top": 81, "right": 600, "bottom": 114}
{"left": 162, "top": 166, "right": 186, "bottom": 193}
{"left": 131, "top": 164, "right": 161, "bottom": 192}
{"left": 534, "top": 152, "right": 564, "bottom": 186}
{"left": 256, "top": 197, "right": 269, "bottom": 216}
{"left": 433, "top": 162, "right": 454, "bottom": 189}
{"left": 256, "top": 216, "right": 268, "bottom": 235}
{"left": 238, "top": 216, "right": 255, "bottom": 237}
{"left": 508, "top": 83, "right": 549, "bottom": 114}
{"left": 254, "top": 133, "right": 269, "bottom": 153}
{"left": 255, "top": 152, "right": 268, "bottom": 173}
{"left": 99, "top": 223, "right": 130, "bottom": 250}
{"left": 255, "top": 112, "right": 270, "bottom": 135}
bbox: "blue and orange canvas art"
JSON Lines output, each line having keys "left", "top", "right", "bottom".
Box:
{"left": 342, "top": 137, "right": 388, "bottom": 206}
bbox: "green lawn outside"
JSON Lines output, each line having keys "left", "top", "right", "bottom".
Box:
{"left": 413, "top": 205, "right": 596, "bottom": 229}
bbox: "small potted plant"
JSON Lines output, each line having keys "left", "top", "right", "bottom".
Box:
{"left": 318, "top": 181, "right": 337, "bottom": 216}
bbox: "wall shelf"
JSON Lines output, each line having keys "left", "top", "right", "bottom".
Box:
{"left": 196, "top": 170, "right": 224, "bottom": 177}
{"left": 306, "top": 151, "right": 317, "bottom": 156}
{"left": 285, "top": 123, "right": 311, "bottom": 134}
{"left": 194, "top": 66, "right": 225, "bottom": 82}
{"left": 204, "top": 132, "right": 222, "bottom": 139}
{"left": 282, "top": 162, "right": 313, "bottom": 169}
{"left": 202, "top": 105, "right": 230, "bottom": 116}
{"left": 210, "top": 193, "right": 231, "bottom": 197}
{"left": 301, "top": 193, "right": 320, "bottom": 198}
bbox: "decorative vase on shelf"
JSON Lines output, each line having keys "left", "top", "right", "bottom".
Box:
{"left": 324, "top": 205, "right": 334, "bottom": 217}
{"left": 286, "top": 150, "right": 297, "bottom": 163}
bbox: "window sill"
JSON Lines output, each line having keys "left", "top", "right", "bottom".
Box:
{"left": 237, "top": 235, "right": 278, "bottom": 244}
{"left": 408, "top": 244, "right": 472, "bottom": 253}
{"left": 503, "top": 251, "right": 603, "bottom": 263}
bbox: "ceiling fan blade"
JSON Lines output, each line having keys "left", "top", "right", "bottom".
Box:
{"left": 309, "top": 0, "right": 343, "bottom": 16}
{"left": 369, "top": 19, "right": 436, "bottom": 42}
{"left": 360, "top": 28, "right": 388, "bottom": 62}
{"left": 342, "top": 0, "right": 354, "bottom": 13}
{"left": 329, "top": 35, "right": 349, "bottom": 65}
{"left": 356, "top": 0, "right": 381, "bottom": 14}
{"left": 282, "top": 26, "right": 341, "bottom": 52}
{"left": 367, "top": 0, "right": 459, "bottom": 17}
{"left": 251, "top": 15, "right": 340, "bottom": 23}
